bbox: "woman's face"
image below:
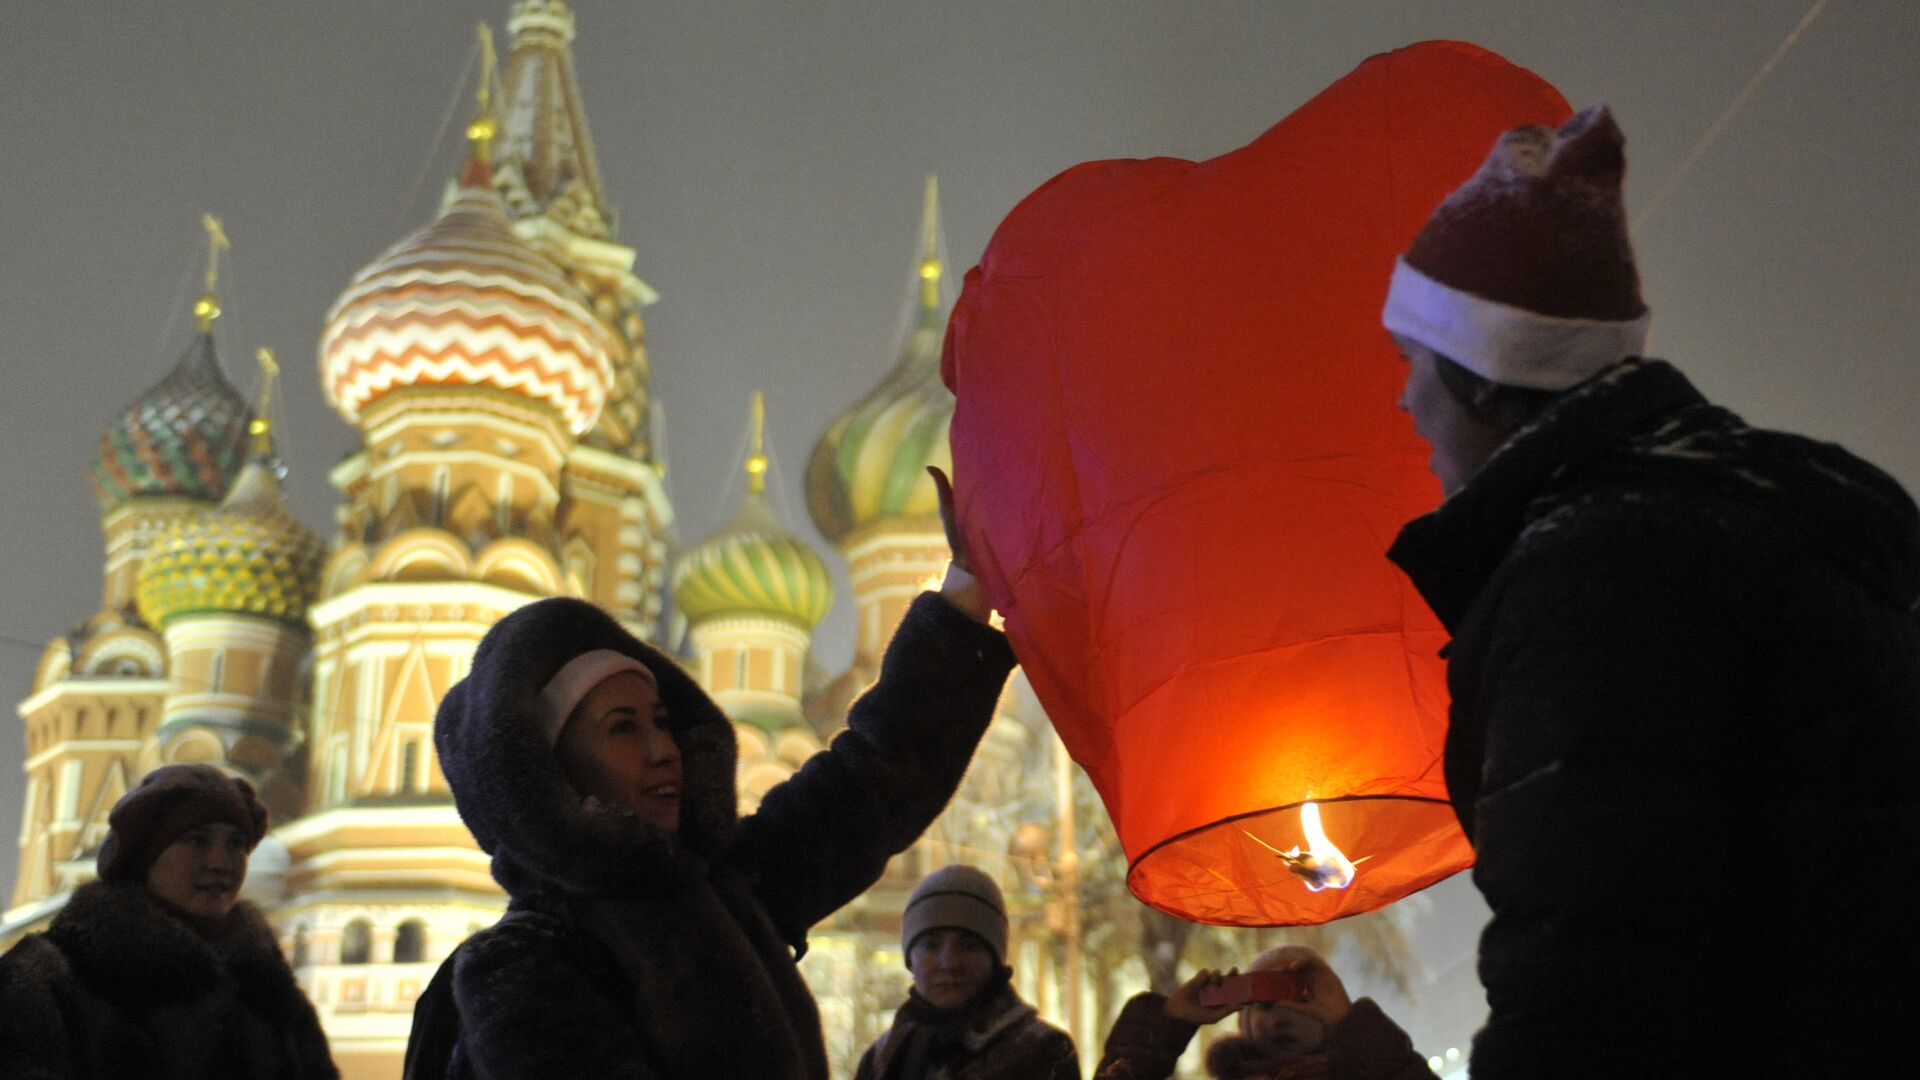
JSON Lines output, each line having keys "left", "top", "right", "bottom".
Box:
{"left": 909, "top": 928, "right": 996, "bottom": 1010}
{"left": 554, "top": 670, "right": 681, "bottom": 834}
{"left": 145, "top": 821, "right": 249, "bottom": 918}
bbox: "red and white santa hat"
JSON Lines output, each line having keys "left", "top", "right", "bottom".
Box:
{"left": 1382, "top": 104, "right": 1651, "bottom": 391}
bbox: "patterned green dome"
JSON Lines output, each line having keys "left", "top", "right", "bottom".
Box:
{"left": 92, "top": 331, "right": 253, "bottom": 511}
{"left": 136, "top": 462, "right": 326, "bottom": 628}
{"left": 806, "top": 179, "right": 953, "bottom": 543}
{"left": 673, "top": 494, "right": 832, "bottom": 629}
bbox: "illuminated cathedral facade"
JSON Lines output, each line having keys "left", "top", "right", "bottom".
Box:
{"left": 1, "top": 4, "right": 1083, "bottom": 1078}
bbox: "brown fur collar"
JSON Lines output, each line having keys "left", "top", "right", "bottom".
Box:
{"left": 45, "top": 881, "right": 304, "bottom": 1019}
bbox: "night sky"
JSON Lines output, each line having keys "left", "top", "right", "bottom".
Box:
{"left": 2, "top": 0, "right": 1914, "bottom": 1053}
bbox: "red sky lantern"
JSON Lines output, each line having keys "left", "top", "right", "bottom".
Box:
{"left": 943, "top": 41, "right": 1570, "bottom": 925}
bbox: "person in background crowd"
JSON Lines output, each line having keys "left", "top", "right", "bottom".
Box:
{"left": 1095, "top": 944, "right": 1428, "bottom": 1080}
{"left": 0, "top": 763, "right": 337, "bottom": 1080}
{"left": 410, "top": 467, "right": 1020, "bottom": 1079}
{"left": 856, "top": 864, "right": 1079, "bottom": 1080}
{"left": 1381, "top": 104, "right": 1920, "bottom": 1075}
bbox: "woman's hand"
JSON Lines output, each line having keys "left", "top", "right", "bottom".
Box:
{"left": 1163, "top": 967, "right": 1242, "bottom": 1026}
{"left": 929, "top": 466, "right": 990, "bottom": 623}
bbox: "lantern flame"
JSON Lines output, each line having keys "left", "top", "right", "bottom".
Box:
{"left": 1244, "top": 802, "right": 1368, "bottom": 893}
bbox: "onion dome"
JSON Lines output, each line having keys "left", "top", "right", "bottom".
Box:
{"left": 320, "top": 49, "right": 616, "bottom": 437}
{"left": 673, "top": 395, "right": 833, "bottom": 628}
{"left": 92, "top": 220, "right": 252, "bottom": 511}
{"left": 806, "top": 176, "right": 954, "bottom": 543}
{"left": 136, "top": 352, "right": 325, "bottom": 628}
{"left": 136, "top": 462, "right": 326, "bottom": 628}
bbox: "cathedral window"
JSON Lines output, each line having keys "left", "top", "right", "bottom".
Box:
{"left": 292, "top": 925, "right": 310, "bottom": 967}
{"left": 394, "top": 919, "right": 426, "bottom": 963}
{"left": 341, "top": 919, "right": 372, "bottom": 964}
{"left": 431, "top": 467, "right": 450, "bottom": 524}
{"left": 400, "top": 738, "right": 422, "bottom": 793}
{"left": 208, "top": 651, "right": 226, "bottom": 694}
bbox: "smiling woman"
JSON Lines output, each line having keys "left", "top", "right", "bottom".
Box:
{"left": 0, "top": 764, "right": 337, "bottom": 1078}
{"left": 420, "top": 557, "right": 1017, "bottom": 1079}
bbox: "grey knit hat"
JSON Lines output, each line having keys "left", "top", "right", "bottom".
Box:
{"left": 901, "top": 864, "right": 1009, "bottom": 965}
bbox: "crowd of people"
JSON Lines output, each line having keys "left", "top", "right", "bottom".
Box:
{"left": 2, "top": 104, "right": 1914, "bottom": 1079}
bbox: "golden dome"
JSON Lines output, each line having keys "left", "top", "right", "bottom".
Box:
{"left": 136, "top": 462, "right": 326, "bottom": 628}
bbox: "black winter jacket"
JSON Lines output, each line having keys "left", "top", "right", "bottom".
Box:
{"left": 0, "top": 881, "right": 337, "bottom": 1080}
{"left": 427, "top": 592, "right": 1016, "bottom": 1080}
{"left": 856, "top": 979, "right": 1079, "bottom": 1080}
{"left": 1388, "top": 359, "right": 1920, "bottom": 1077}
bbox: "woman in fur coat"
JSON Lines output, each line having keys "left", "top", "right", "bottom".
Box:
{"left": 421, "top": 468, "right": 1019, "bottom": 1079}
{"left": 0, "top": 763, "right": 338, "bottom": 1080}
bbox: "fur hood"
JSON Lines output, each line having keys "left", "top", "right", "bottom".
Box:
{"left": 435, "top": 597, "right": 740, "bottom": 898}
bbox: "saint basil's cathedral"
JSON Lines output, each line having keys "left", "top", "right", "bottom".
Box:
{"left": 1, "top": 3, "right": 1073, "bottom": 1077}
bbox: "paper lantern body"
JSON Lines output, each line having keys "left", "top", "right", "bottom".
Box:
{"left": 943, "top": 41, "right": 1569, "bottom": 925}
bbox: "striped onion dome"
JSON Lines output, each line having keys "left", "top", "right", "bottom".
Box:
{"left": 91, "top": 331, "right": 253, "bottom": 511}
{"left": 319, "top": 160, "right": 617, "bottom": 435}
{"left": 806, "top": 180, "right": 953, "bottom": 543}
{"left": 136, "top": 461, "right": 326, "bottom": 628}
{"left": 673, "top": 493, "right": 832, "bottom": 630}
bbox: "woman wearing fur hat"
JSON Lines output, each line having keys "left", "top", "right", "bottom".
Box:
{"left": 0, "top": 763, "right": 338, "bottom": 1080}
{"left": 855, "top": 864, "right": 1079, "bottom": 1080}
{"left": 1094, "top": 945, "right": 1428, "bottom": 1080}
{"left": 419, "top": 468, "right": 1020, "bottom": 1079}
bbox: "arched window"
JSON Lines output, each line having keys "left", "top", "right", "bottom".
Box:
{"left": 431, "top": 467, "right": 450, "bottom": 524}
{"left": 400, "top": 738, "right": 422, "bottom": 793}
{"left": 208, "top": 651, "right": 226, "bottom": 694}
{"left": 292, "top": 925, "right": 310, "bottom": 968}
{"left": 341, "top": 919, "right": 372, "bottom": 965}
{"left": 394, "top": 919, "right": 426, "bottom": 963}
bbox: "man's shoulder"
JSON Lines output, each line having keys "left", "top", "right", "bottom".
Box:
{"left": 1513, "top": 481, "right": 1783, "bottom": 570}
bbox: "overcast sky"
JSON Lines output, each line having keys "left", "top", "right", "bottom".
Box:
{"left": 3, "top": 0, "right": 1915, "bottom": 1050}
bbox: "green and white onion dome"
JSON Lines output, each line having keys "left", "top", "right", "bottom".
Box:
{"left": 672, "top": 493, "right": 832, "bottom": 629}
{"left": 806, "top": 179, "right": 954, "bottom": 543}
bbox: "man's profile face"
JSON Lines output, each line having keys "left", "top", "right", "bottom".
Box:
{"left": 1393, "top": 334, "right": 1511, "bottom": 497}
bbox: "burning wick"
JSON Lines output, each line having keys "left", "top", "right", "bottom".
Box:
{"left": 1244, "top": 801, "right": 1368, "bottom": 892}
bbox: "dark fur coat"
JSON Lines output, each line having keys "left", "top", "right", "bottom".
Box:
{"left": 1389, "top": 359, "right": 1920, "bottom": 1076}
{"left": 1094, "top": 992, "right": 1427, "bottom": 1080}
{"left": 855, "top": 979, "right": 1079, "bottom": 1080}
{"left": 0, "top": 881, "right": 336, "bottom": 1080}
{"left": 429, "top": 592, "right": 1016, "bottom": 1080}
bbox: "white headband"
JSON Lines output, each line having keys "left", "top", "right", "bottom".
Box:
{"left": 537, "top": 649, "right": 656, "bottom": 746}
{"left": 1382, "top": 258, "right": 1651, "bottom": 391}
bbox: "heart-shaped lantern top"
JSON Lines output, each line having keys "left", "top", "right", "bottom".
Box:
{"left": 944, "top": 41, "right": 1569, "bottom": 925}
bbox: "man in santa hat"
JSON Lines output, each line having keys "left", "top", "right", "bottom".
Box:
{"left": 1381, "top": 104, "right": 1920, "bottom": 1076}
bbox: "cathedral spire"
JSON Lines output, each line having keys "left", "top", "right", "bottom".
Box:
{"left": 746, "top": 391, "right": 770, "bottom": 496}
{"left": 917, "top": 174, "right": 943, "bottom": 314}
{"left": 465, "top": 23, "right": 500, "bottom": 173}
{"left": 498, "top": 0, "right": 610, "bottom": 232}
{"left": 194, "top": 213, "right": 230, "bottom": 332}
{"left": 248, "top": 348, "right": 278, "bottom": 460}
